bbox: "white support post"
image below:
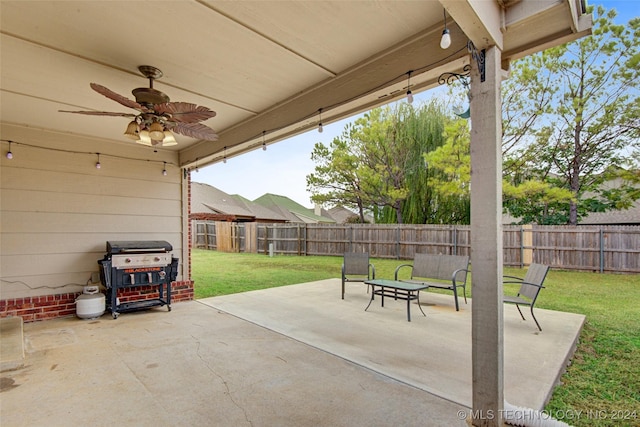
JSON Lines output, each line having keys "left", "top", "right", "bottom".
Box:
{"left": 470, "top": 45, "right": 504, "bottom": 427}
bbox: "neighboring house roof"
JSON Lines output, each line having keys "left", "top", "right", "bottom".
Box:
{"left": 579, "top": 201, "right": 640, "bottom": 225}
{"left": 580, "top": 175, "right": 640, "bottom": 225}
{"left": 253, "top": 193, "right": 335, "bottom": 223}
{"left": 191, "top": 182, "right": 287, "bottom": 222}
{"left": 326, "top": 206, "right": 374, "bottom": 223}
{"left": 503, "top": 173, "right": 640, "bottom": 225}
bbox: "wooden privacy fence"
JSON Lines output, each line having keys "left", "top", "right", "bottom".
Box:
{"left": 192, "top": 221, "right": 640, "bottom": 273}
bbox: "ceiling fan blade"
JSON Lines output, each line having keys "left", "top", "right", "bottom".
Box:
{"left": 168, "top": 122, "right": 219, "bottom": 141}
{"left": 59, "top": 110, "right": 137, "bottom": 118}
{"left": 154, "top": 102, "right": 216, "bottom": 123}
{"left": 90, "top": 83, "right": 147, "bottom": 112}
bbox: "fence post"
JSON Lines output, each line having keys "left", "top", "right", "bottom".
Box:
{"left": 600, "top": 227, "right": 604, "bottom": 273}
{"left": 396, "top": 226, "right": 400, "bottom": 259}
{"left": 522, "top": 224, "right": 533, "bottom": 267}
{"left": 304, "top": 224, "right": 308, "bottom": 256}
{"left": 453, "top": 226, "right": 458, "bottom": 255}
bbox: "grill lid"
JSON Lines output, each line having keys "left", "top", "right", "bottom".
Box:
{"left": 106, "top": 240, "right": 173, "bottom": 254}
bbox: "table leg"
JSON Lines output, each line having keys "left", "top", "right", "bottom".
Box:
{"left": 407, "top": 294, "right": 411, "bottom": 322}
{"left": 417, "top": 290, "right": 427, "bottom": 317}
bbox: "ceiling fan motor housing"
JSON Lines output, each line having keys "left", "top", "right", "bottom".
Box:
{"left": 132, "top": 87, "right": 170, "bottom": 105}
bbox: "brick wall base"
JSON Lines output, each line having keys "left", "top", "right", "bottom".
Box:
{"left": 0, "top": 280, "right": 194, "bottom": 323}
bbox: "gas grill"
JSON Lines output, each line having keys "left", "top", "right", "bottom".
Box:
{"left": 98, "top": 240, "right": 178, "bottom": 319}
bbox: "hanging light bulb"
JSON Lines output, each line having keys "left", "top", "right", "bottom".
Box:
{"left": 318, "top": 109, "right": 323, "bottom": 133}
{"left": 406, "top": 71, "right": 414, "bottom": 104}
{"left": 162, "top": 162, "right": 168, "bottom": 176}
{"left": 223, "top": 146, "right": 227, "bottom": 163}
{"left": 95, "top": 153, "right": 101, "bottom": 169}
{"left": 440, "top": 9, "right": 451, "bottom": 49}
{"left": 6, "top": 141, "right": 13, "bottom": 159}
{"left": 262, "top": 131, "right": 267, "bottom": 151}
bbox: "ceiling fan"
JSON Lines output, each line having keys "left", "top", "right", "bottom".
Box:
{"left": 60, "top": 65, "right": 218, "bottom": 146}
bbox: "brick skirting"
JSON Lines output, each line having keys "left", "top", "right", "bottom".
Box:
{"left": 0, "top": 280, "right": 194, "bottom": 322}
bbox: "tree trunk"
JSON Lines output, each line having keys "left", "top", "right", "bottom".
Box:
{"left": 395, "top": 201, "right": 403, "bottom": 224}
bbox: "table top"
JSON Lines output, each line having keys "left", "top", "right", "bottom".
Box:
{"left": 364, "top": 279, "right": 428, "bottom": 291}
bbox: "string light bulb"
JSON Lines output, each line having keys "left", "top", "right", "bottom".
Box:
{"left": 162, "top": 162, "right": 168, "bottom": 176}
{"left": 318, "top": 109, "right": 323, "bottom": 133}
{"left": 6, "top": 141, "right": 13, "bottom": 159}
{"left": 262, "top": 131, "right": 267, "bottom": 151}
{"left": 95, "top": 153, "right": 101, "bottom": 169}
{"left": 440, "top": 9, "right": 451, "bottom": 49}
{"left": 406, "top": 71, "right": 414, "bottom": 104}
{"left": 223, "top": 146, "right": 227, "bottom": 164}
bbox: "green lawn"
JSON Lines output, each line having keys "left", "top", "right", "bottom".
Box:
{"left": 192, "top": 249, "right": 640, "bottom": 427}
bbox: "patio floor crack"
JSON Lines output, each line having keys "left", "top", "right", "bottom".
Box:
{"left": 192, "top": 335, "right": 253, "bottom": 427}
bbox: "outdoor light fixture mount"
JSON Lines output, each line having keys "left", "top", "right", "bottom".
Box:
{"left": 438, "top": 41, "right": 485, "bottom": 87}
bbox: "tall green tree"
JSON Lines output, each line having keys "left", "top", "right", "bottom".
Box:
{"left": 422, "top": 118, "right": 471, "bottom": 224}
{"left": 307, "top": 101, "right": 451, "bottom": 224}
{"left": 306, "top": 124, "right": 369, "bottom": 222}
{"left": 503, "top": 6, "right": 640, "bottom": 224}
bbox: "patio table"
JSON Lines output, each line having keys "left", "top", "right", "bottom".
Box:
{"left": 364, "top": 279, "right": 428, "bottom": 322}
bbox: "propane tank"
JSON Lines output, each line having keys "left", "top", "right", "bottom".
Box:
{"left": 75, "top": 286, "right": 105, "bottom": 319}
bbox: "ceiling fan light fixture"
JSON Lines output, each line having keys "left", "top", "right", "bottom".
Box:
{"left": 149, "top": 121, "right": 165, "bottom": 140}
{"left": 124, "top": 121, "right": 140, "bottom": 140}
{"left": 137, "top": 130, "right": 152, "bottom": 146}
{"left": 60, "top": 65, "right": 219, "bottom": 143}
{"left": 162, "top": 130, "right": 177, "bottom": 146}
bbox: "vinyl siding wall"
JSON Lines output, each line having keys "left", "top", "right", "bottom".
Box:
{"left": 0, "top": 124, "right": 189, "bottom": 315}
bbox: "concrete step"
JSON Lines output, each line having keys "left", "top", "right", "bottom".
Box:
{"left": 0, "top": 316, "right": 25, "bottom": 372}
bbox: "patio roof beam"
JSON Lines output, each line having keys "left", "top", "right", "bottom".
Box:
{"left": 440, "top": 0, "right": 504, "bottom": 50}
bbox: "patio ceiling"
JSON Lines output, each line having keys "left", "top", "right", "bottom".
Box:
{"left": 0, "top": 0, "right": 590, "bottom": 169}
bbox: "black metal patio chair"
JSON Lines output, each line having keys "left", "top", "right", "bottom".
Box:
{"left": 341, "top": 252, "right": 375, "bottom": 299}
{"left": 503, "top": 263, "right": 550, "bottom": 331}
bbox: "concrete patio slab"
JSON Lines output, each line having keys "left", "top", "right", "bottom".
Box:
{"left": 0, "top": 279, "right": 585, "bottom": 426}
{"left": 200, "top": 279, "right": 585, "bottom": 411}
{"left": 0, "top": 316, "right": 24, "bottom": 372}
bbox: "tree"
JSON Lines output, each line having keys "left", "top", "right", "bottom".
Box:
{"left": 503, "top": 6, "right": 640, "bottom": 224}
{"left": 306, "top": 124, "right": 370, "bottom": 222}
{"left": 307, "top": 101, "right": 451, "bottom": 224}
{"left": 422, "top": 118, "right": 471, "bottom": 224}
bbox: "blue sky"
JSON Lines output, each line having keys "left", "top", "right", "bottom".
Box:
{"left": 193, "top": 0, "right": 638, "bottom": 208}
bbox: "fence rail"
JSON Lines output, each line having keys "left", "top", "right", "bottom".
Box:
{"left": 192, "top": 221, "right": 640, "bottom": 273}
